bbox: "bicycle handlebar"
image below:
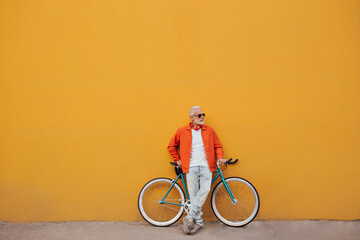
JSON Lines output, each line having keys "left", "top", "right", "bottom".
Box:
{"left": 215, "top": 158, "right": 239, "bottom": 169}
{"left": 226, "top": 158, "right": 238, "bottom": 165}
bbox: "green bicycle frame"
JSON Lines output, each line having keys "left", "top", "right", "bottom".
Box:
{"left": 160, "top": 166, "right": 236, "bottom": 207}
{"left": 160, "top": 173, "right": 189, "bottom": 207}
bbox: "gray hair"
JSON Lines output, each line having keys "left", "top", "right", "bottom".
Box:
{"left": 189, "top": 106, "right": 202, "bottom": 116}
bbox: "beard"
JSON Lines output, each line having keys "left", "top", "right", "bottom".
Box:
{"left": 194, "top": 118, "right": 205, "bottom": 125}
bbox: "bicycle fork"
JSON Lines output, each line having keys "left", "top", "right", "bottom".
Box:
{"left": 212, "top": 166, "right": 237, "bottom": 204}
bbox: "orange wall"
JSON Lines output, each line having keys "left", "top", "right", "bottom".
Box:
{"left": 0, "top": 0, "right": 359, "bottom": 222}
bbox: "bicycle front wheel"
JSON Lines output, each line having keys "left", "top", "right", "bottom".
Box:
{"left": 138, "top": 178, "right": 185, "bottom": 227}
{"left": 211, "top": 177, "right": 260, "bottom": 227}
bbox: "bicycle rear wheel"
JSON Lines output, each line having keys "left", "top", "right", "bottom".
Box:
{"left": 211, "top": 177, "right": 260, "bottom": 227}
{"left": 138, "top": 178, "right": 185, "bottom": 227}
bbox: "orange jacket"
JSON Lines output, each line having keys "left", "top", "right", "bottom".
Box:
{"left": 167, "top": 123, "right": 224, "bottom": 173}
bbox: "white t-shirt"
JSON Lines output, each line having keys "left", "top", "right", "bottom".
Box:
{"left": 189, "top": 129, "right": 208, "bottom": 167}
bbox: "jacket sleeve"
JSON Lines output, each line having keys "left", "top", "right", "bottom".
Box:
{"left": 213, "top": 130, "right": 224, "bottom": 159}
{"left": 167, "top": 129, "right": 181, "bottom": 162}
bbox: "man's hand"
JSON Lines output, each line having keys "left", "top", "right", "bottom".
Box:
{"left": 217, "top": 158, "right": 227, "bottom": 165}
{"left": 176, "top": 160, "right": 181, "bottom": 166}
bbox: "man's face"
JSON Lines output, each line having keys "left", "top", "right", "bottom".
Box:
{"left": 190, "top": 108, "right": 205, "bottom": 125}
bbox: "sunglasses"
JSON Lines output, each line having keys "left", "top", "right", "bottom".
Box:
{"left": 192, "top": 113, "right": 205, "bottom": 118}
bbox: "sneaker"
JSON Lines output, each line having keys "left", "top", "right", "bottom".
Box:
{"left": 190, "top": 224, "right": 203, "bottom": 234}
{"left": 183, "top": 217, "right": 195, "bottom": 235}
{"left": 189, "top": 224, "right": 203, "bottom": 234}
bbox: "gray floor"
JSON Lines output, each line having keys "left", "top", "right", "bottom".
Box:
{"left": 0, "top": 221, "right": 359, "bottom": 240}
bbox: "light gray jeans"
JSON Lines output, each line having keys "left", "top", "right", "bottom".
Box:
{"left": 185, "top": 165, "right": 212, "bottom": 226}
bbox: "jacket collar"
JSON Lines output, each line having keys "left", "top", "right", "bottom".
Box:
{"left": 185, "top": 122, "right": 207, "bottom": 131}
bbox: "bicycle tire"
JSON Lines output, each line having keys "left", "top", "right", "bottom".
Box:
{"left": 211, "top": 177, "right": 260, "bottom": 227}
{"left": 138, "top": 177, "right": 185, "bottom": 227}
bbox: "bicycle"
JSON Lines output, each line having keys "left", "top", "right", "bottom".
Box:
{"left": 138, "top": 158, "right": 260, "bottom": 227}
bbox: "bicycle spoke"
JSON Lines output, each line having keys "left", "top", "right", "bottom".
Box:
{"left": 238, "top": 203, "right": 254, "bottom": 212}
{"left": 235, "top": 203, "right": 248, "bottom": 218}
{"left": 238, "top": 198, "right": 255, "bottom": 203}
{"left": 220, "top": 186, "right": 233, "bottom": 202}
{"left": 148, "top": 186, "right": 161, "bottom": 199}
{"left": 143, "top": 194, "right": 161, "bottom": 202}
{"left": 163, "top": 199, "right": 182, "bottom": 203}
{"left": 161, "top": 204, "right": 182, "bottom": 212}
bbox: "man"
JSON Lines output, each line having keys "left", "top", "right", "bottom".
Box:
{"left": 167, "top": 106, "right": 226, "bottom": 235}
